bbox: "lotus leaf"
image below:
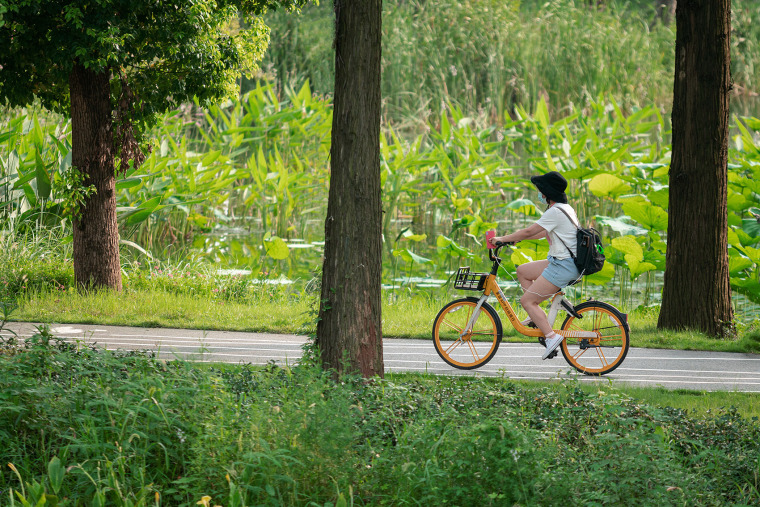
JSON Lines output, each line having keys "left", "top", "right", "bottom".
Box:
{"left": 595, "top": 215, "right": 648, "bottom": 236}
{"left": 625, "top": 255, "right": 657, "bottom": 280}
{"left": 648, "top": 188, "right": 669, "bottom": 210}
{"left": 731, "top": 278, "right": 760, "bottom": 304}
{"left": 506, "top": 198, "right": 538, "bottom": 216}
{"left": 264, "top": 236, "right": 289, "bottom": 260}
{"left": 727, "top": 191, "right": 749, "bottom": 212}
{"left": 436, "top": 235, "right": 473, "bottom": 258}
{"left": 511, "top": 248, "right": 539, "bottom": 266}
{"left": 393, "top": 248, "right": 432, "bottom": 264}
{"left": 588, "top": 173, "right": 631, "bottom": 198}
{"left": 611, "top": 235, "right": 643, "bottom": 259}
{"left": 401, "top": 230, "right": 427, "bottom": 242}
{"left": 736, "top": 245, "right": 760, "bottom": 264}
{"left": 622, "top": 201, "right": 668, "bottom": 231}
{"left": 653, "top": 165, "right": 669, "bottom": 178}
{"left": 728, "top": 255, "right": 754, "bottom": 276}
{"left": 743, "top": 216, "right": 760, "bottom": 238}
{"left": 584, "top": 261, "right": 615, "bottom": 285}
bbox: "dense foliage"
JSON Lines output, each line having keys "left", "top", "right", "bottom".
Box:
{"left": 261, "top": 0, "right": 760, "bottom": 127}
{"left": 1, "top": 333, "right": 758, "bottom": 505}
{"left": 3, "top": 83, "right": 760, "bottom": 314}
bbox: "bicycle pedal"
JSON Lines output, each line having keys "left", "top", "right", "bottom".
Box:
{"left": 547, "top": 350, "right": 558, "bottom": 359}
{"left": 527, "top": 321, "right": 537, "bottom": 328}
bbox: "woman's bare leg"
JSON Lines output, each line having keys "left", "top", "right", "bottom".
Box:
{"left": 516, "top": 260, "right": 549, "bottom": 291}
{"left": 520, "top": 275, "right": 560, "bottom": 337}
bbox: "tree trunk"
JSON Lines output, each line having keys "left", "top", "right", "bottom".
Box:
{"left": 658, "top": 0, "right": 733, "bottom": 337}
{"left": 316, "top": 0, "right": 384, "bottom": 377}
{"left": 69, "top": 64, "right": 122, "bottom": 291}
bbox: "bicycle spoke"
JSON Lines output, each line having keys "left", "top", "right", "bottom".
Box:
{"left": 572, "top": 348, "right": 587, "bottom": 360}
{"left": 595, "top": 346, "right": 609, "bottom": 366}
{"left": 445, "top": 339, "right": 464, "bottom": 354}
{"left": 467, "top": 340, "right": 481, "bottom": 361}
{"left": 441, "top": 318, "right": 463, "bottom": 334}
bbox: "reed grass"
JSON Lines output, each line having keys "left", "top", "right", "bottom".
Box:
{"left": 260, "top": 0, "right": 760, "bottom": 128}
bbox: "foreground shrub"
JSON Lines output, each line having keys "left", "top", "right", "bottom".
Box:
{"left": 1, "top": 334, "right": 758, "bottom": 506}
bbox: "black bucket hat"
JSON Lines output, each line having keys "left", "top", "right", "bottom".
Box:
{"left": 530, "top": 171, "right": 568, "bottom": 204}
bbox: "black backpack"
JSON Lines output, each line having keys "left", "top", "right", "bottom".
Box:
{"left": 554, "top": 207, "right": 606, "bottom": 276}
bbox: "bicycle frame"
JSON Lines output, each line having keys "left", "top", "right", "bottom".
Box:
{"left": 460, "top": 247, "right": 597, "bottom": 341}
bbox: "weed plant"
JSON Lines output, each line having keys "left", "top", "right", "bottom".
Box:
{"left": 1, "top": 335, "right": 758, "bottom": 505}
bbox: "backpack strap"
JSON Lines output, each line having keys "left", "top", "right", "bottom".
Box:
{"left": 552, "top": 205, "right": 579, "bottom": 260}
{"left": 555, "top": 205, "right": 580, "bottom": 229}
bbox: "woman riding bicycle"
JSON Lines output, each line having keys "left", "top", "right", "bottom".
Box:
{"left": 487, "top": 171, "right": 581, "bottom": 360}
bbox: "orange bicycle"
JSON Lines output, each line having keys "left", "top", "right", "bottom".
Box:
{"left": 432, "top": 243, "right": 630, "bottom": 376}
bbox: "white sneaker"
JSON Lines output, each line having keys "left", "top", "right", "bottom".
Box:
{"left": 542, "top": 333, "right": 564, "bottom": 360}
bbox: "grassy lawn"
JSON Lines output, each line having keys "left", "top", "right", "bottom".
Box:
{"left": 13, "top": 288, "right": 760, "bottom": 354}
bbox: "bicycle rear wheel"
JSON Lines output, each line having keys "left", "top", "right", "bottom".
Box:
{"left": 559, "top": 301, "right": 630, "bottom": 376}
{"left": 432, "top": 298, "right": 502, "bottom": 370}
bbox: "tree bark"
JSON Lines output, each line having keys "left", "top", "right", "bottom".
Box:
{"left": 316, "top": 0, "right": 384, "bottom": 377}
{"left": 69, "top": 63, "right": 122, "bottom": 291}
{"left": 658, "top": 0, "right": 733, "bottom": 336}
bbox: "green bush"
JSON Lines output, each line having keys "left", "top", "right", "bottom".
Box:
{"left": 2, "top": 326, "right": 759, "bottom": 506}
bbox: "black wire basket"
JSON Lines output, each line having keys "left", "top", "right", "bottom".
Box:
{"left": 453, "top": 267, "right": 488, "bottom": 291}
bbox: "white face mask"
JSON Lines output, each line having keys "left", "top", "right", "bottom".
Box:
{"left": 537, "top": 191, "right": 547, "bottom": 205}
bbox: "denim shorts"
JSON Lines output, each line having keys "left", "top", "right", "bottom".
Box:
{"left": 542, "top": 255, "right": 581, "bottom": 288}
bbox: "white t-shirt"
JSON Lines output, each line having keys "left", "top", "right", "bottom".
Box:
{"left": 535, "top": 203, "right": 579, "bottom": 260}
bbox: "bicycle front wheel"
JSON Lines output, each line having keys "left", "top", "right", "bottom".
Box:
{"left": 560, "top": 301, "right": 630, "bottom": 376}
{"left": 432, "top": 298, "right": 503, "bottom": 370}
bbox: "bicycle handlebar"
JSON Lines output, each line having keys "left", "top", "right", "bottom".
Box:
{"left": 488, "top": 241, "right": 514, "bottom": 266}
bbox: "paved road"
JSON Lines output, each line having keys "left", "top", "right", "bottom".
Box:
{"left": 4, "top": 322, "right": 760, "bottom": 392}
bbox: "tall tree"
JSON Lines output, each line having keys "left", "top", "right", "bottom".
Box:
{"left": 316, "top": 0, "right": 384, "bottom": 377}
{"left": 658, "top": 0, "right": 734, "bottom": 336}
{"left": 0, "top": 0, "right": 305, "bottom": 290}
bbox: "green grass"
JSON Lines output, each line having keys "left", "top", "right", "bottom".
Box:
{"left": 15, "top": 288, "right": 316, "bottom": 334}
{"left": 2, "top": 336, "right": 758, "bottom": 506}
{"left": 13, "top": 287, "right": 760, "bottom": 354}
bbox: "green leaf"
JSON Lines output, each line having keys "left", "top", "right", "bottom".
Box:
{"left": 452, "top": 197, "right": 472, "bottom": 210}
{"left": 264, "top": 236, "right": 289, "bottom": 260}
{"left": 595, "top": 216, "right": 648, "bottom": 236}
{"left": 731, "top": 278, "right": 760, "bottom": 305}
{"left": 588, "top": 173, "right": 631, "bottom": 198}
{"left": 743, "top": 216, "right": 760, "bottom": 238}
{"left": 35, "top": 149, "right": 52, "bottom": 200}
{"left": 124, "top": 196, "right": 163, "bottom": 226}
{"left": 610, "top": 235, "right": 643, "bottom": 260}
{"left": 47, "top": 457, "right": 65, "bottom": 495}
{"left": 728, "top": 255, "right": 753, "bottom": 276}
{"left": 506, "top": 198, "right": 538, "bottom": 216}
{"left": 116, "top": 177, "right": 143, "bottom": 190}
{"left": 511, "top": 248, "right": 538, "bottom": 265}
{"left": 401, "top": 230, "right": 426, "bottom": 242}
{"left": 436, "top": 235, "right": 453, "bottom": 248}
{"left": 625, "top": 255, "right": 656, "bottom": 280}
{"left": 436, "top": 235, "right": 472, "bottom": 258}
{"left": 407, "top": 249, "right": 432, "bottom": 264}
{"left": 621, "top": 201, "right": 668, "bottom": 231}
{"left": 648, "top": 188, "right": 669, "bottom": 210}
{"left": 584, "top": 261, "right": 615, "bottom": 285}
{"left": 393, "top": 248, "right": 432, "bottom": 264}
